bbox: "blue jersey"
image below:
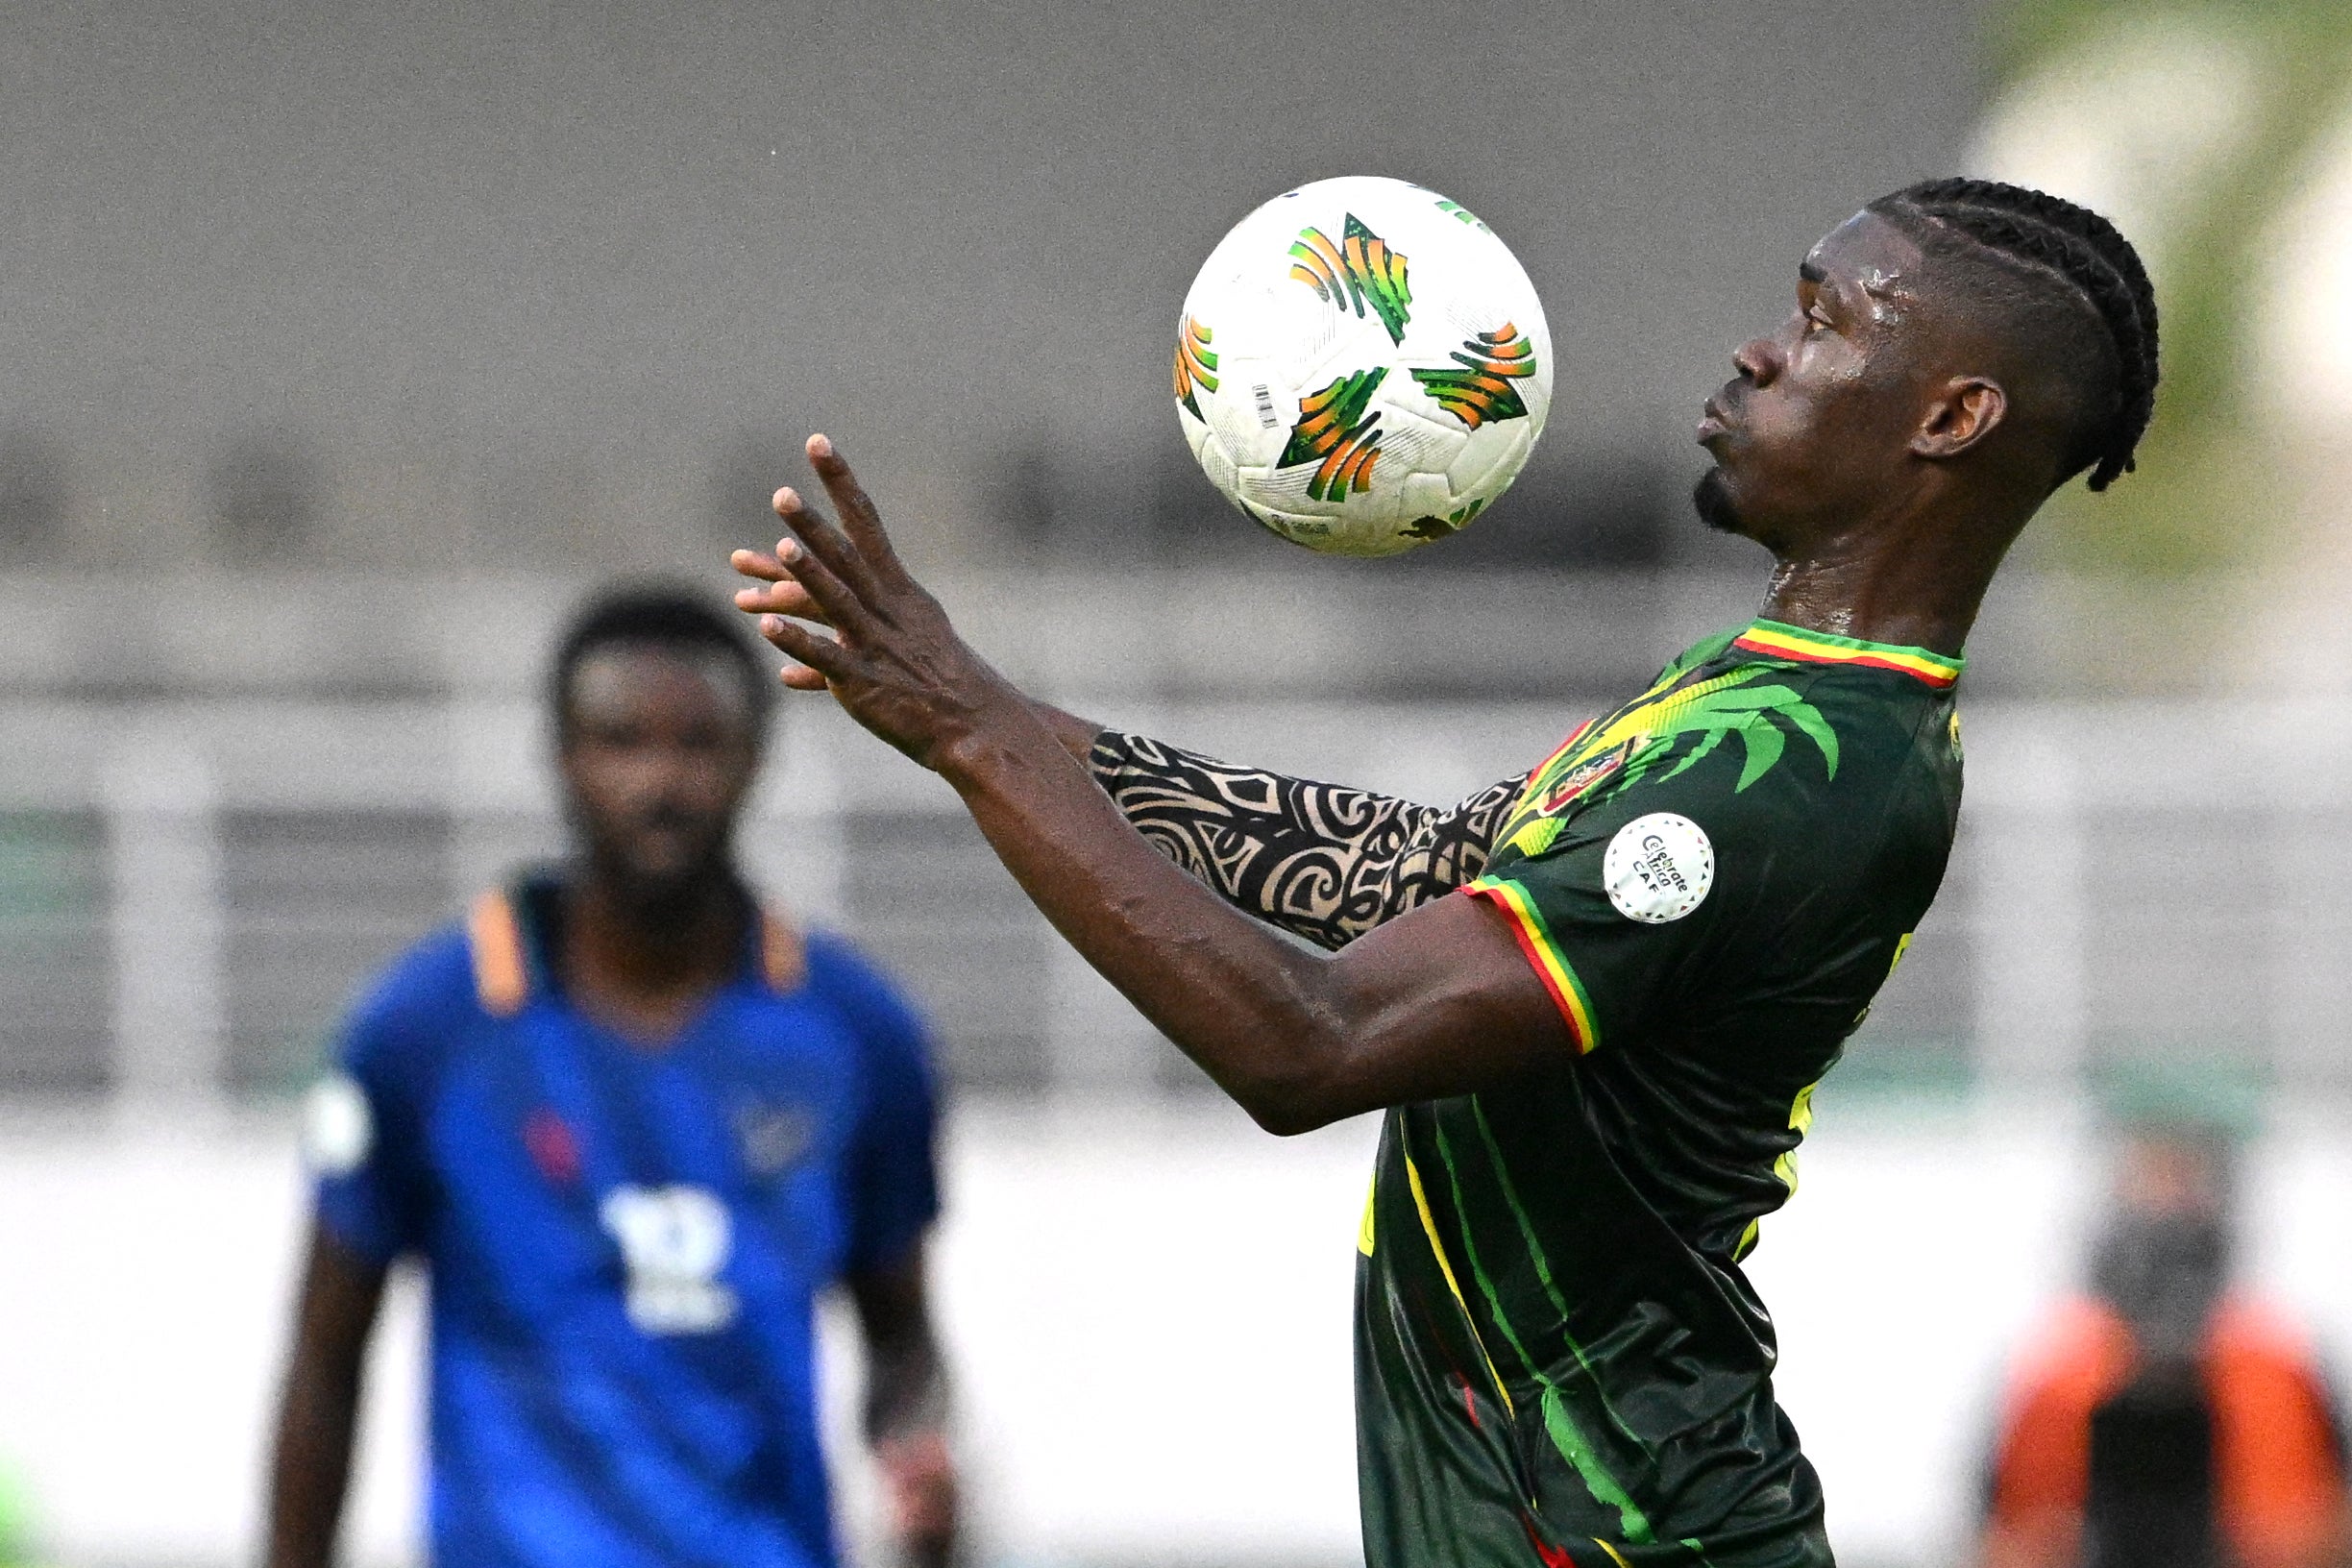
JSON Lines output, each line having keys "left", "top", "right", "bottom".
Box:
{"left": 309, "top": 875, "right": 942, "bottom": 1568}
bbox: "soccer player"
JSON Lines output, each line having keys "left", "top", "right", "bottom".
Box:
{"left": 264, "top": 588, "right": 956, "bottom": 1568}
{"left": 729, "top": 179, "right": 2159, "bottom": 1565}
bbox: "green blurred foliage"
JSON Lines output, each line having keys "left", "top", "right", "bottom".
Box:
{"left": 1986, "top": 0, "right": 2352, "bottom": 574}
{"left": 0, "top": 1455, "right": 35, "bottom": 1568}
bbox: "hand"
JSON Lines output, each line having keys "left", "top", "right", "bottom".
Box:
{"left": 730, "top": 435, "right": 1026, "bottom": 774}
{"left": 872, "top": 1428, "right": 959, "bottom": 1568}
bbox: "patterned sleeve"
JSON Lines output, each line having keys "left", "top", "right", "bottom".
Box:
{"left": 1088, "top": 729, "right": 1524, "bottom": 951}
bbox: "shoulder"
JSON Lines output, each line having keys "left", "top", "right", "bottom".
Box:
{"left": 331, "top": 918, "right": 482, "bottom": 1104}
{"left": 1514, "top": 659, "right": 1849, "bottom": 855}
{"left": 802, "top": 929, "right": 913, "bottom": 1009}
{"left": 2211, "top": 1296, "right": 2330, "bottom": 1372}
{"left": 1660, "top": 655, "right": 1953, "bottom": 800}
{"left": 1496, "top": 667, "right": 1948, "bottom": 893}
{"left": 800, "top": 931, "right": 932, "bottom": 1052}
{"left": 1654, "top": 625, "right": 1744, "bottom": 683}
{"left": 348, "top": 920, "right": 479, "bottom": 1041}
{"left": 798, "top": 931, "right": 939, "bottom": 1122}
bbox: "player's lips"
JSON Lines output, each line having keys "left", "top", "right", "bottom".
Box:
{"left": 1696, "top": 398, "right": 1731, "bottom": 445}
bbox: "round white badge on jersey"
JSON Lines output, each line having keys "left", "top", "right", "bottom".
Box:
{"left": 1604, "top": 813, "right": 1715, "bottom": 923}
{"left": 301, "top": 1072, "right": 374, "bottom": 1177}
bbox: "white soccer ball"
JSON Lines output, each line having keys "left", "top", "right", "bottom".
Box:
{"left": 1174, "top": 175, "right": 1554, "bottom": 556}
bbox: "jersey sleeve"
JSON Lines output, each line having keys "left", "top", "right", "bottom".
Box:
{"left": 813, "top": 937, "right": 944, "bottom": 1274}
{"left": 306, "top": 940, "right": 456, "bottom": 1266}
{"left": 1462, "top": 739, "right": 1821, "bottom": 1056}
{"left": 1089, "top": 728, "right": 1522, "bottom": 950}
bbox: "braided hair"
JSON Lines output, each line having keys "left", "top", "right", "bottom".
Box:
{"left": 1869, "top": 178, "right": 2159, "bottom": 492}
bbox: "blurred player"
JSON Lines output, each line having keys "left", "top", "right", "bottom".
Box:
{"left": 730, "top": 178, "right": 2158, "bottom": 1566}
{"left": 264, "top": 587, "right": 955, "bottom": 1568}
{"left": 1979, "top": 1126, "right": 2349, "bottom": 1568}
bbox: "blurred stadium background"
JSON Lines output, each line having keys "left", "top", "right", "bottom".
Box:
{"left": 8, "top": 0, "right": 2352, "bottom": 1563}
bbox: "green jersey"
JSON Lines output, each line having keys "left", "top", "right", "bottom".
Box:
{"left": 1360, "top": 620, "right": 1964, "bottom": 1567}
{"left": 1087, "top": 617, "right": 1965, "bottom": 1568}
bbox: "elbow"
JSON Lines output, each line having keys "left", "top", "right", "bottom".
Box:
{"left": 1207, "top": 971, "right": 1366, "bottom": 1137}
{"left": 1244, "top": 1096, "right": 1340, "bottom": 1138}
{"left": 1229, "top": 1050, "right": 1355, "bottom": 1139}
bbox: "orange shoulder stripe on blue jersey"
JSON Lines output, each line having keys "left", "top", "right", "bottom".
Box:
{"left": 1731, "top": 619, "right": 1962, "bottom": 690}
{"left": 471, "top": 889, "right": 807, "bottom": 1010}
{"left": 761, "top": 909, "right": 806, "bottom": 992}
{"left": 468, "top": 890, "right": 529, "bottom": 1017}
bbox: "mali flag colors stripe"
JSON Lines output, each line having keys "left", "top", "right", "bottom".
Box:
{"left": 1464, "top": 877, "right": 1599, "bottom": 1053}
{"left": 1731, "top": 619, "right": 1962, "bottom": 690}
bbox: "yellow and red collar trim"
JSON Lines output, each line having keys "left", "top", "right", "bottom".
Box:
{"left": 1731, "top": 619, "right": 1963, "bottom": 690}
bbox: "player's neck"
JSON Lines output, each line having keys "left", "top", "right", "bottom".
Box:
{"left": 1757, "top": 504, "right": 2017, "bottom": 659}
{"left": 558, "top": 870, "right": 745, "bottom": 1047}
{"left": 1756, "top": 559, "right": 1982, "bottom": 657}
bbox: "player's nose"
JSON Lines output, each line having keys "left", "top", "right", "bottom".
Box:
{"left": 1731, "top": 333, "right": 1780, "bottom": 388}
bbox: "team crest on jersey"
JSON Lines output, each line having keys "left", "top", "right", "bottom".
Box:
{"left": 1531, "top": 739, "right": 1632, "bottom": 818}
{"left": 734, "top": 1102, "right": 817, "bottom": 1177}
{"left": 524, "top": 1108, "right": 583, "bottom": 1188}
{"left": 1496, "top": 662, "right": 1841, "bottom": 863}
{"left": 1498, "top": 722, "right": 1636, "bottom": 860}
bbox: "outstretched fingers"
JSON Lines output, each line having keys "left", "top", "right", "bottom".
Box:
{"left": 771, "top": 488, "right": 884, "bottom": 636}
{"left": 804, "top": 434, "right": 909, "bottom": 584}
{"left": 774, "top": 478, "right": 885, "bottom": 607}
{"left": 730, "top": 549, "right": 835, "bottom": 625}
{"left": 756, "top": 610, "right": 857, "bottom": 690}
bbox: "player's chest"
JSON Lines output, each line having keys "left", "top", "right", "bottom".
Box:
{"left": 428, "top": 1004, "right": 866, "bottom": 1289}
{"left": 1492, "top": 690, "right": 1679, "bottom": 863}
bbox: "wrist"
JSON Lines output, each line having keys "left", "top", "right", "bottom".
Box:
{"left": 929, "top": 695, "right": 1066, "bottom": 790}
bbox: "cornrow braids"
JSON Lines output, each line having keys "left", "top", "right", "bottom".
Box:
{"left": 1872, "top": 178, "right": 2160, "bottom": 491}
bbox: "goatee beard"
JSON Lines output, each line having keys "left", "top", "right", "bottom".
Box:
{"left": 1691, "top": 469, "right": 1746, "bottom": 535}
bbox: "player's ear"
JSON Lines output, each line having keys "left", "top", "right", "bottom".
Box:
{"left": 1912, "top": 376, "right": 2007, "bottom": 460}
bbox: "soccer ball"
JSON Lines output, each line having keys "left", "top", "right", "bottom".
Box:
{"left": 1174, "top": 175, "right": 1553, "bottom": 557}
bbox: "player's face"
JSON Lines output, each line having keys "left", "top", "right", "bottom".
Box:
{"left": 559, "top": 647, "right": 759, "bottom": 899}
{"left": 1694, "top": 210, "right": 1937, "bottom": 548}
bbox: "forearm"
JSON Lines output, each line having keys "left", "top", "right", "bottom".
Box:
{"left": 991, "top": 689, "right": 1528, "bottom": 952}
{"left": 863, "top": 1315, "right": 948, "bottom": 1444}
{"left": 265, "top": 1228, "right": 383, "bottom": 1568}
{"left": 940, "top": 716, "right": 1365, "bottom": 1133}
{"left": 849, "top": 1249, "right": 959, "bottom": 1568}
{"left": 733, "top": 441, "right": 1571, "bottom": 1126}
{"left": 1026, "top": 698, "right": 1105, "bottom": 763}
{"left": 266, "top": 1367, "right": 363, "bottom": 1568}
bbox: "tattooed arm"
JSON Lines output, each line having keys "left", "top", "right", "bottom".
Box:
{"left": 1085, "top": 729, "right": 1523, "bottom": 951}
{"left": 733, "top": 446, "right": 1575, "bottom": 1135}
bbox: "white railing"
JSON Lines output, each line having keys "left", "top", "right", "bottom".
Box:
{"left": 4, "top": 693, "right": 2346, "bottom": 1107}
